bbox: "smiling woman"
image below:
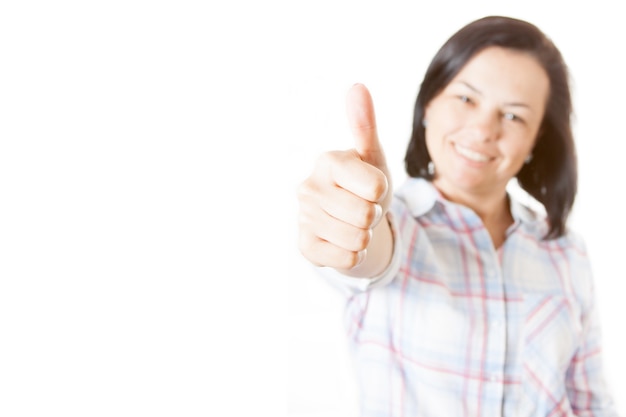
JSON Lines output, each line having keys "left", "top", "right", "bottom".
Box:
{"left": 422, "top": 47, "right": 550, "bottom": 249}
{"left": 295, "top": 15, "right": 619, "bottom": 417}
{"left": 405, "top": 17, "right": 577, "bottom": 241}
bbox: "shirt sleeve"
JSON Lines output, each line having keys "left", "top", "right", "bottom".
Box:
{"left": 315, "top": 211, "right": 402, "bottom": 297}
{"left": 565, "top": 286, "right": 619, "bottom": 416}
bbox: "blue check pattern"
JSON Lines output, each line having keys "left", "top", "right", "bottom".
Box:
{"left": 323, "top": 178, "right": 618, "bottom": 417}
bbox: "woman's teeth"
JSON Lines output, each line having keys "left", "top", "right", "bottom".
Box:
{"left": 454, "top": 144, "right": 490, "bottom": 162}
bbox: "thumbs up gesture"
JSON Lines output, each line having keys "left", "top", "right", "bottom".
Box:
{"left": 297, "top": 84, "right": 393, "bottom": 276}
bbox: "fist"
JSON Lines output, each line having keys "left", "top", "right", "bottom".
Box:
{"left": 297, "top": 84, "right": 392, "bottom": 270}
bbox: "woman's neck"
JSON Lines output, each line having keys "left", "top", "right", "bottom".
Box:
{"left": 434, "top": 181, "right": 514, "bottom": 249}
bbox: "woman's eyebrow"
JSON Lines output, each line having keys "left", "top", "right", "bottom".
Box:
{"left": 455, "top": 80, "right": 531, "bottom": 109}
{"left": 454, "top": 80, "right": 482, "bottom": 95}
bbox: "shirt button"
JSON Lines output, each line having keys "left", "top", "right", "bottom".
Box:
{"left": 490, "top": 375, "right": 498, "bottom": 382}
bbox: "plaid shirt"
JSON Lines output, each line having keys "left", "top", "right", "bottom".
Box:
{"left": 322, "top": 178, "right": 618, "bottom": 417}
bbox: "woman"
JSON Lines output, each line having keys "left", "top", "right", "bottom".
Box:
{"left": 297, "top": 16, "right": 618, "bottom": 416}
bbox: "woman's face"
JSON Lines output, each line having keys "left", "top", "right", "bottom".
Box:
{"left": 424, "top": 46, "right": 549, "bottom": 200}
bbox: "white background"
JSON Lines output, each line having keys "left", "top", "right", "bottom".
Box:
{"left": 0, "top": 1, "right": 623, "bottom": 416}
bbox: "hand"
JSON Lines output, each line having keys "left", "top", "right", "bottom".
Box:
{"left": 297, "top": 84, "right": 392, "bottom": 271}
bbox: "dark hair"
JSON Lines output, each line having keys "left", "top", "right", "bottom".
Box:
{"left": 404, "top": 16, "right": 576, "bottom": 239}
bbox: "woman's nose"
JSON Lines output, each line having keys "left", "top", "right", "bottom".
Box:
{"left": 467, "top": 109, "right": 501, "bottom": 142}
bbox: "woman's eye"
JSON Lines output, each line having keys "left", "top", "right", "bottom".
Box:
{"left": 503, "top": 112, "right": 521, "bottom": 122}
{"left": 458, "top": 95, "right": 471, "bottom": 103}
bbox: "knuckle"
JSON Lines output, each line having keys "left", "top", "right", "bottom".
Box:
{"left": 297, "top": 211, "right": 310, "bottom": 230}
{"left": 358, "top": 172, "right": 387, "bottom": 203}
{"left": 316, "top": 150, "right": 341, "bottom": 168}
{"left": 296, "top": 179, "right": 315, "bottom": 201}
{"left": 356, "top": 202, "right": 377, "bottom": 228}
{"left": 342, "top": 251, "right": 361, "bottom": 270}
{"left": 297, "top": 229, "right": 312, "bottom": 254}
{"left": 297, "top": 232, "right": 322, "bottom": 266}
{"left": 353, "top": 228, "right": 372, "bottom": 251}
{"left": 371, "top": 173, "right": 389, "bottom": 201}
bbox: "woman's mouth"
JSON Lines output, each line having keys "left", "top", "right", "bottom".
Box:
{"left": 453, "top": 143, "right": 492, "bottom": 163}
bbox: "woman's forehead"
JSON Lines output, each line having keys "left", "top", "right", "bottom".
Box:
{"left": 448, "top": 47, "right": 549, "bottom": 106}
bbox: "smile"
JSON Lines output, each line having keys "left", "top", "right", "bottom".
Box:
{"left": 454, "top": 143, "right": 492, "bottom": 163}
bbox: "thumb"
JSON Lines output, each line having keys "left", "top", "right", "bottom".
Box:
{"left": 346, "top": 83, "right": 387, "bottom": 170}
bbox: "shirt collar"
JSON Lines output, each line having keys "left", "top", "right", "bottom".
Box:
{"left": 395, "top": 177, "right": 439, "bottom": 218}
{"left": 395, "top": 177, "right": 545, "bottom": 225}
